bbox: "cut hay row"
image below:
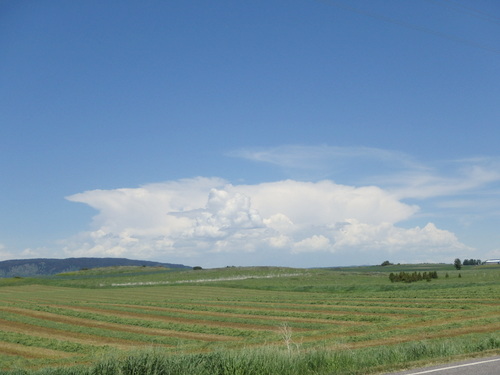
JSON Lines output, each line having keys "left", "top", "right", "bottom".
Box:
{"left": 2, "top": 296, "right": 494, "bottom": 352}
{"left": 0, "top": 317, "right": 148, "bottom": 349}
{"left": 343, "top": 322, "right": 500, "bottom": 349}
{"left": 69, "top": 301, "right": 398, "bottom": 327}
{"left": 2, "top": 300, "right": 492, "bottom": 352}
{"left": 0, "top": 305, "right": 245, "bottom": 342}
{"left": 99, "top": 302, "right": 375, "bottom": 327}
{"left": 0, "top": 306, "right": 236, "bottom": 343}
{"left": 285, "top": 313, "right": 500, "bottom": 348}
{"left": 1, "top": 290, "right": 496, "bottom": 341}
{"left": 0, "top": 341, "right": 74, "bottom": 359}
{"left": 44, "top": 304, "right": 284, "bottom": 334}
{"left": 170, "top": 300, "right": 416, "bottom": 318}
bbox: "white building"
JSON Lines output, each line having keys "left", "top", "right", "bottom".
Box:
{"left": 484, "top": 259, "right": 500, "bottom": 264}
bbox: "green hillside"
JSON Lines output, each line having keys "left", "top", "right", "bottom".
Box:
{"left": 0, "top": 257, "right": 190, "bottom": 278}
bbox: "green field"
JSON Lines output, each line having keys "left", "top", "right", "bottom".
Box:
{"left": 0, "top": 264, "right": 499, "bottom": 374}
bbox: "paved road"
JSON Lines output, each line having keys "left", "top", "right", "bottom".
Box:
{"left": 386, "top": 356, "right": 500, "bottom": 375}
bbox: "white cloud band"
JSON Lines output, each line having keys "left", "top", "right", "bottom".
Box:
{"left": 63, "top": 177, "right": 470, "bottom": 267}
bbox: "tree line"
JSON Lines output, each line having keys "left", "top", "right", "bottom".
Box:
{"left": 454, "top": 258, "right": 483, "bottom": 270}
{"left": 462, "top": 259, "right": 482, "bottom": 266}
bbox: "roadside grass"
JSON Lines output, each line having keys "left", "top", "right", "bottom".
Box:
{"left": 0, "top": 264, "right": 499, "bottom": 374}
{"left": 4, "top": 334, "right": 500, "bottom": 375}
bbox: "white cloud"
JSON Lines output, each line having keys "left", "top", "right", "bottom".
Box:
{"left": 0, "top": 245, "right": 45, "bottom": 261}
{"left": 63, "top": 177, "right": 471, "bottom": 267}
{"left": 20, "top": 248, "right": 44, "bottom": 258}
{"left": 330, "top": 220, "right": 469, "bottom": 254}
{"left": 230, "top": 145, "right": 419, "bottom": 171}
{"left": 231, "top": 145, "right": 500, "bottom": 202}
{"left": 386, "top": 164, "right": 500, "bottom": 200}
{"left": 189, "top": 188, "right": 265, "bottom": 237}
{"left": 232, "top": 180, "right": 417, "bottom": 225}
{"left": 0, "top": 244, "right": 14, "bottom": 261}
{"left": 293, "top": 235, "right": 331, "bottom": 253}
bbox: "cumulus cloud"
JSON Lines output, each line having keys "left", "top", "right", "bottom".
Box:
{"left": 329, "top": 220, "right": 467, "bottom": 254}
{"left": 185, "top": 188, "right": 265, "bottom": 238}
{"left": 231, "top": 180, "right": 417, "bottom": 225}
{"left": 63, "top": 177, "right": 471, "bottom": 267}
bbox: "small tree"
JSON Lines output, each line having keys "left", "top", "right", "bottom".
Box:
{"left": 454, "top": 258, "right": 462, "bottom": 270}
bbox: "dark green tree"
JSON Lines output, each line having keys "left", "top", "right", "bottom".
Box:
{"left": 454, "top": 258, "right": 462, "bottom": 270}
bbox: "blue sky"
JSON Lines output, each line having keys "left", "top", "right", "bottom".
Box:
{"left": 1, "top": 0, "right": 499, "bottom": 268}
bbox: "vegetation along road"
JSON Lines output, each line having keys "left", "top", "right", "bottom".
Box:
{"left": 0, "top": 263, "right": 498, "bottom": 374}
{"left": 387, "top": 355, "right": 500, "bottom": 374}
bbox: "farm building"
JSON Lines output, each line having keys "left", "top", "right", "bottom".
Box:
{"left": 484, "top": 259, "right": 500, "bottom": 264}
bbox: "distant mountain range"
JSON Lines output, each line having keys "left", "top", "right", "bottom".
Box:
{"left": 0, "top": 257, "right": 191, "bottom": 277}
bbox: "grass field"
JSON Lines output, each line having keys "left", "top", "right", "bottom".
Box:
{"left": 0, "top": 264, "right": 499, "bottom": 374}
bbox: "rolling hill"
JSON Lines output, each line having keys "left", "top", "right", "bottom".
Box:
{"left": 0, "top": 257, "right": 190, "bottom": 277}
